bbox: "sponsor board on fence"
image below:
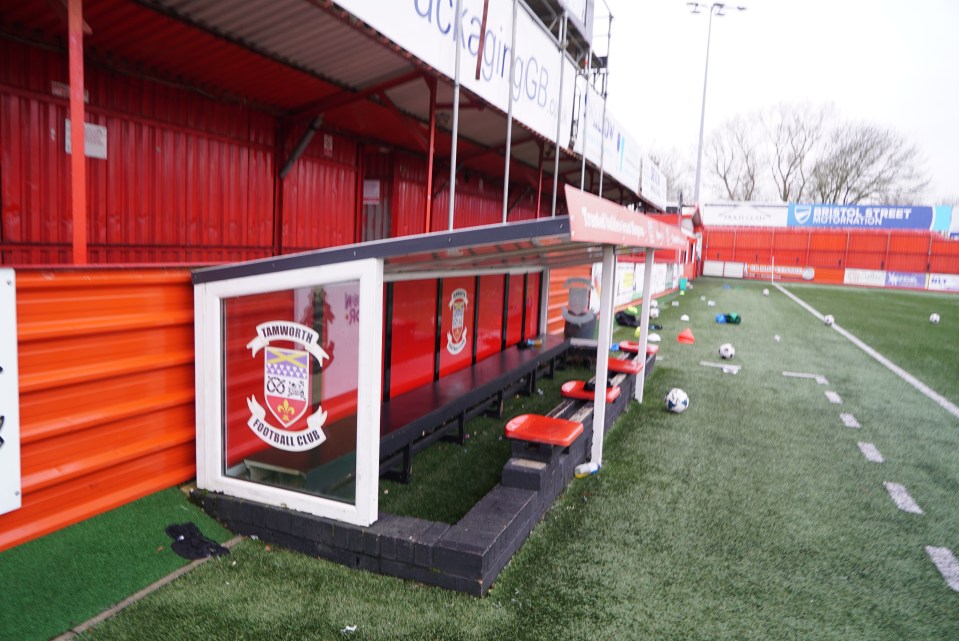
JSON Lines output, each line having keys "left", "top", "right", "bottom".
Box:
{"left": 701, "top": 203, "right": 789, "bottom": 228}
{"left": 788, "top": 204, "right": 934, "bottom": 230}
{"left": 844, "top": 269, "right": 887, "bottom": 288}
{"left": 744, "top": 264, "right": 815, "bottom": 281}
{"left": 885, "top": 271, "right": 927, "bottom": 289}
{"left": 928, "top": 273, "right": 959, "bottom": 292}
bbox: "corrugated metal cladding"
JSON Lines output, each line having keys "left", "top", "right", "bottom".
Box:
{"left": 0, "top": 269, "right": 196, "bottom": 552}
{"left": 701, "top": 228, "right": 959, "bottom": 273}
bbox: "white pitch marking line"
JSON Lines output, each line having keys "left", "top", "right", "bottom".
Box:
{"left": 815, "top": 376, "right": 829, "bottom": 385}
{"left": 783, "top": 371, "right": 822, "bottom": 380}
{"left": 884, "top": 482, "right": 924, "bottom": 514}
{"left": 926, "top": 546, "right": 959, "bottom": 592}
{"left": 700, "top": 361, "right": 740, "bottom": 374}
{"left": 857, "top": 442, "right": 884, "bottom": 462}
{"left": 825, "top": 391, "right": 842, "bottom": 404}
{"left": 776, "top": 284, "right": 959, "bottom": 421}
{"left": 840, "top": 413, "right": 860, "bottom": 428}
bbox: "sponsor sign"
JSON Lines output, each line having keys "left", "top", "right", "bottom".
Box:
{"left": 788, "top": 204, "right": 934, "bottom": 230}
{"left": 928, "top": 273, "right": 959, "bottom": 292}
{"left": 65, "top": 119, "right": 108, "bottom": 160}
{"left": 447, "top": 288, "right": 469, "bottom": 355}
{"left": 641, "top": 157, "right": 667, "bottom": 212}
{"left": 744, "top": 264, "right": 815, "bottom": 281}
{"left": 246, "top": 321, "right": 329, "bottom": 452}
{"left": 334, "top": 0, "right": 575, "bottom": 147}
{"left": 844, "top": 269, "right": 887, "bottom": 288}
{"left": 701, "top": 203, "right": 788, "bottom": 228}
{"left": 572, "top": 84, "right": 641, "bottom": 195}
{"left": 566, "top": 186, "right": 688, "bottom": 250}
{"left": 362, "top": 180, "right": 380, "bottom": 205}
{"left": 884, "top": 271, "right": 927, "bottom": 289}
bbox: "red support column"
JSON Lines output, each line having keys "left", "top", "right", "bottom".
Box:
{"left": 68, "top": 0, "right": 87, "bottom": 264}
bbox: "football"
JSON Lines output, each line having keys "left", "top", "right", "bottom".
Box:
{"left": 762, "top": 288, "right": 769, "bottom": 296}
{"left": 650, "top": 299, "right": 659, "bottom": 309}
{"left": 823, "top": 314, "right": 834, "bottom": 326}
{"left": 719, "top": 343, "right": 736, "bottom": 359}
{"left": 649, "top": 307, "right": 661, "bottom": 319}
{"left": 665, "top": 388, "right": 689, "bottom": 414}
{"left": 930, "top": 313, "right": 940, "bottom": 324}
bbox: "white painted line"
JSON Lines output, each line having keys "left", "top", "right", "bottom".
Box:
{"left": 884, "top": 482, "right": 924, "bottom": 514}
{"left": 815, "top": 376, "right": 829, "bottom": 385}
{"left": 700, "top": 361, "right": 740, "bottom": 374}
{"left": 857, "top": 442, "right": 884, "bottom": 462}
{"left": 783, "top": 371, "right": 822, "bottom": 380}
{"left": 840, "top": 413, "right": 860, "bottom": 428}
{"left": 825, "top": 391, "right": 842, "bottom": 404}
{"left": 776, "top": 284, "right": 959, "bottom": 421}
{"left": 926, "top": 546, "right": 959, "bottom": 592}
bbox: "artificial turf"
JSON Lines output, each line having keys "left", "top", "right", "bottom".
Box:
{"left": 11, "top": 277, "right": 959, "bottom": 640}
{"left": 0, "top": 487, "right": 232, "bottom": 641}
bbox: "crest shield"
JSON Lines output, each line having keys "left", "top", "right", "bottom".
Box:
{"left": 263, "top": 346, "right": 311, "bottom": 427}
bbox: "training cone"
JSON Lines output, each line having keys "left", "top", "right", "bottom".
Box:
{"left": 677, "top": 328, "right": 696, "bottom": 344}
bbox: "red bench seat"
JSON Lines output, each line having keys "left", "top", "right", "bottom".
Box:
{"left": 608, "top": 356, "right": 643, "bottom": 375}
{"left": 560, "top": 380, "right": 621, "bottom": 402}
{"left": 504, "top": 414, "right": 584, "bottom": 447}
{"left": 617, "top": 341, "right": 659, "bottom": 355}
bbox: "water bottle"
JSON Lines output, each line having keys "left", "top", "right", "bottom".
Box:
{"left": 575, "top": 462, "right": 600, "bottom": 478}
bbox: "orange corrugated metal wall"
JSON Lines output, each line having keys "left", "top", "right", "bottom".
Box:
{"left": 0, "top": 269, "right": 196, "bottom": 552}
{"left": 702, "top": 228, "right": 959, "bottom": 274}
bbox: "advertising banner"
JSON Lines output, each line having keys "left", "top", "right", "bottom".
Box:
{"left": 844, "top": 269, "right": 887, "bottom": 288}
{"left": 743, "top": 264, "right": 815, "bottom": 281}
{"left": 572, "top": 84, "right": 641, "bottom": 195}
{"left": 927, "top": 273, "right": 959, "bottom": 292}
{"left": 334, "top": 0, "right": 575, "bottom": 147}
{"left": 787, "top": 204, "right": 934, "bottom": 230}
{"left": 884, "top": 271, "right": 927, "bottom": 289}
{"left": 701, "top": 203, "right": 788, "bottom": 228}
{"left": 641, "top": 157, "right": 667, "bottom": 212}
{"left": 566, "top": 186, "right": 688, "bottom": 250}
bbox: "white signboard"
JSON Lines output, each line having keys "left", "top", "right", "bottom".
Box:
{"left": 641, "top": 157, "right": 667, "bottom": 212}
{"left": 334, "top": 0, "right": 575, "bottom": 147}
{"left": 65, "top": 119, "right": 108, "bottom": 160}
{"left": 844, "top": 269, "right": 887, "bottom": 288}
{"left": 572, "top": 84, "right": 641, "bottom": 195}
{"left": 928, "top": 273, "right": 959, "bottom": 292}
{"left": 701, "top": 203, "right": 789, "bottom": 228}
{"left": 0, "top": 270, "right": 21, "bottom": 516}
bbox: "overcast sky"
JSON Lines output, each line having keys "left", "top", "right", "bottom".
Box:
{"left": 601, "top": 0, "right": 959, "bottom": 202}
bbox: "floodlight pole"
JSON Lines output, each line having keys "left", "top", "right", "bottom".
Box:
{"left": 691, "top": 2, "right": 745, "bottom": 205}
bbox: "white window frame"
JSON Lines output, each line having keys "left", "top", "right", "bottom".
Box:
{"left": 194, "top": 259, "right": 383, "bottom": 526}
{"left": 0, "top": 269, "right": 21, "bottom": 516}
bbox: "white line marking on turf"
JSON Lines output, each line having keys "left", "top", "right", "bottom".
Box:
{"left": 783, "top": 371, "right": 828, "bottom": 385}
{"left": 926, "top": 546, "right": 959, "bottom": 592}
{"left": 857, "top": 442, "right": 884, "bottom": 462}
{"left": 776, "top": 284, "right": 959, "bottom": 421}
{"left": 700, "top": 361, "right": 740, "bottom": 374}
{"left": 840, "top": 413, "right": 860, "bottom": 428}
{"left": 825, "top": 391, "right": 842, "bottom": 404}
{"left": 884, "top": 482, "right": 924, "bottom": 514}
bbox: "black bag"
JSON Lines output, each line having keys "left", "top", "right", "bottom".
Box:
{"left": 615, "top": 311, "right": 640, "bottom": 327}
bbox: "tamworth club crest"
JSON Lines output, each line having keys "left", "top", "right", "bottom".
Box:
{"left": 447, "top": 288, "right": 469, "bottom": 355}
{"left": 246, "top": 321, "right": 329, "bottom": 452}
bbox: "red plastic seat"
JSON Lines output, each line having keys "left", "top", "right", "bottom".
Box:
{"left": 618, "top": 341, "right": 659, "bottom": 355}
{"left": 608, "top": 356, "right": 643, "bottom": 374}
{"left": 561, "top": 380, "right": 621, "bottom": 402}
{"left": 504, "top": 414, "right": 584, "bottom": 447}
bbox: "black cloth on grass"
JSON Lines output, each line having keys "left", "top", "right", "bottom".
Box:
{"left": 165, "top": 522, "right": 229, "bottom": 560}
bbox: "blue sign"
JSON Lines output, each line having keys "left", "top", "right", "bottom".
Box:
{"left": 885, "top": 272, "right": 926, "bottom": 289}
{"left": 788, "top": 204, "right": 934, "bottom": 230}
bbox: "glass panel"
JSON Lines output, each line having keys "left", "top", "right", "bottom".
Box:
{"left": 222, "top": 282, "right": 361, "bottom": 504}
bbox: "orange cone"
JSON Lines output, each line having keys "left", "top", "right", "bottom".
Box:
{"left": 677, "top": 328, "right": 696, "bottom": 344}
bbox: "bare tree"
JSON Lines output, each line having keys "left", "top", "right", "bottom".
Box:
{"left": 810, "top": 122, "right": 929, "bottom": 204}
{"left": 704, "top": 114, "right": 762, "bottom": 200}
{"left": 761, "top": 102, "right": 828, "bottom": 202}
{"left": 649, "top": 147, "right": 693, "bottom": 204}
